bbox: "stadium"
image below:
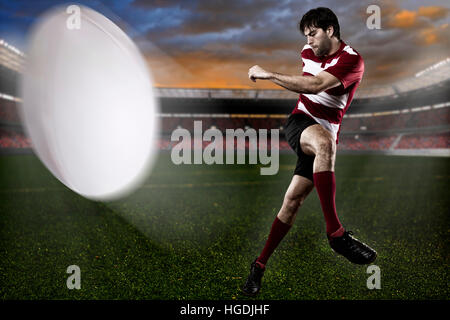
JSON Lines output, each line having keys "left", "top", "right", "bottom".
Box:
{"left": 2, "top": 37, "right": 449, "bottom": 156}
{"left": 0, "top": 33, "right": 448, "bottom": 303}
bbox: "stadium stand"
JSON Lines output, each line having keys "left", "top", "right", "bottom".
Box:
{"left": 338, "top": 135, "right": 398, "bottom": 151}
{"left": 0, "top": 37, "right": 448, "bottom": 155}
{"left": 396, "top": 132, "right": 449, "bottom": 149}
{"left": 341, "top": 105, "right": 450, "bottom": 133}
{"left": 0, "top": 128, "right": 30, "bottom": 148}
{"left": 1, "top": 96, "right": 449, "bottom": 152}
{"left": 0, "top": 97, "right": 20, "bottom": 123}
{"left": 157, "top": 106, "right": 449, "bottom": 135}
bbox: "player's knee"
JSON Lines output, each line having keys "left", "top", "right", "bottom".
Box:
{"left": 283, "top": 199, "right": 299, "bottom": 214}
{"left": 284, "top": 191, "right": 306, "bottom": 214}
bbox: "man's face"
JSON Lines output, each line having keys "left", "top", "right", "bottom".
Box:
{"left": 304, "top": 26, "right": 332, "bottom": 57}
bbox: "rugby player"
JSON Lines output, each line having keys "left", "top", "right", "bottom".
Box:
{"left": 243, "top": 7, "right": 377, "bottom": 296}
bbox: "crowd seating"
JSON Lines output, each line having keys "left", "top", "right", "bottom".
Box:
{"left": 340, "top": 107, "right": 449, "bottom": 132}
{"left": 160, "top": 116, "right": 286, "bottom": 134}
{"left": 5, "top": 130, "right": 445, "bottom": 151}
{"left": 396, "top": 132, "right": 449, "bottom": 149}
{"left": 158, "top": 137, "right": 282, "bottom": 151}
{"left": 1, "top": 98, "right": 448, "bottom": 152}
{"left": 159, "top": 108, "right": 448, "bottom": 135}
{"left": 338, "top": 135, "right": 397, "bottom": 150}
{"left": 0, "top": 99, "right": 20, "bottom": 123}
{"left": 159, "top": 132, "right": 449, "bottom": 151}
{"left": 0, "top": 128, "right": 30, "bottom": 148}
{"left": 1, "top": 98, "right": 448, "bottom": 134}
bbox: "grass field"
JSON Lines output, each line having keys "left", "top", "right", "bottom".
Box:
{"left": 0, "top": 152, "right": 448, "bottom": 300}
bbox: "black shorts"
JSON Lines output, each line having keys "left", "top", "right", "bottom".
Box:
{"left": 283, "top": 113, "right": 318, "bottom": 182}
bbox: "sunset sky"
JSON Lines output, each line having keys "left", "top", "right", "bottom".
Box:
{"left": 1, "top": 0, "right": 449, "bottom": 89}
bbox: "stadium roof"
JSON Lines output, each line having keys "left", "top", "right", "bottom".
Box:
{"left": 0, "top": 39, "right": 25, "bottom": 73}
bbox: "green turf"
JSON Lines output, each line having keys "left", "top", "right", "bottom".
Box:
{"left": 0, "top": 152, "right": 448, "bottom": 300}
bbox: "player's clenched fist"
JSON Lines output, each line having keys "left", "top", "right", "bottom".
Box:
{"left": 248, "top": 65, "right": 272, "bottom": 82}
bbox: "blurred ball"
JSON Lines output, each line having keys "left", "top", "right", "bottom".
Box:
{"left": 20, "top": 5, "right": 159, "bottom": 201}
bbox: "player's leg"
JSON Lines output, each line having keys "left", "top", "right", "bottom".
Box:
{"left": 242, "top": 175, "right": 314, "bottom": 296}
{"left": 257, "top": 175, "right": 314, "bottom": 265}
{"left": 300, "top": 124, "right": 377, "bottom": 264}
{"left": 300, "top": 124, "right": 343, "bottom": 237}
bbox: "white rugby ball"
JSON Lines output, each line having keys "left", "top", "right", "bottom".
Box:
{"left": 20, "top": 5, "right": 159, "bottom": 201}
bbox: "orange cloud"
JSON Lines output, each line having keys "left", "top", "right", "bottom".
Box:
{"left": 420, "top": 28, "right": 438, "bottom": 45}
{"left": 389, "top": 9, "right": 418, "bottom": 28}
{"left": 387, "top": 5, "right": 450, "bottom": 29}
{"left": 418, "top": 6, "right": 449, "bottom": 20}
{"left": 417, "top": 23, "right": 449, "bottom": 46}
{"left": 146, "top": 51, "right": 284, "bottom": 89}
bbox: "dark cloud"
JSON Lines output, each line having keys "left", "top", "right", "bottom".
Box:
{"left": 1, "top": 0, "right": 449, "bottom": 88}
{"left": 132, "top": 0, "right": 189, "bottom": 9}
{"left": 137, "top": 0, "right": 289, "bottom": 38}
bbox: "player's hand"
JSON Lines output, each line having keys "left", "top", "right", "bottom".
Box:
{"left": 248, "top": 65, "right": 271, "bottom": 82}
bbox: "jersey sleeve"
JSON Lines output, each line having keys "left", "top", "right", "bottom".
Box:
{"left": 325, "top": 53, "right": 364, "bottom": 89}
{"left": 300, "top": 45, "right": 314, "bottom": 76}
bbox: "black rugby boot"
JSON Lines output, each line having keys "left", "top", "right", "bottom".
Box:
{"left": 242, "top": 259, "right": 265, "bottom": 296}
{"left": 328, "top": 231, "right": 377, "bottom": 264}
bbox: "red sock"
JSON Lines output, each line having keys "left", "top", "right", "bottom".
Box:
{"left": 257, "top": 217, "right": 292, "bottom": 266}
{"left": 313, "top": 171, "right": 344, "bottom": 237}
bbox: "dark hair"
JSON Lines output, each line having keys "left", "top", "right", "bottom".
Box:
{"left": 299, "top": 7, "right": 340, "bottom": 40}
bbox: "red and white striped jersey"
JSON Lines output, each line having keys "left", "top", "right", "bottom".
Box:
{"left": 292, "top": 41, "right": 364, "bottom": 143}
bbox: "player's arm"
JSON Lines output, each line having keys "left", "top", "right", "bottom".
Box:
{"left": 248, "top": 65, "right": 341, "bottom": 94}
